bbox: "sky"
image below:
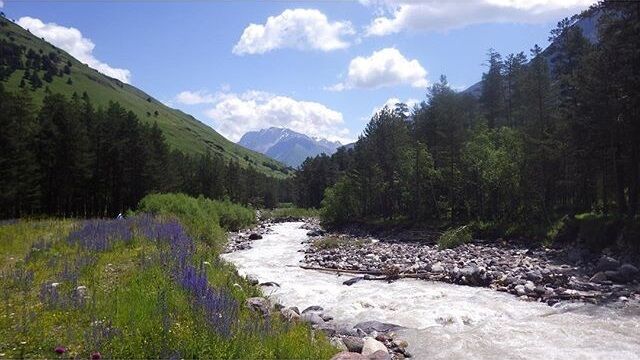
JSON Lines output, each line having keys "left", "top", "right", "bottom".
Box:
{"left": 1, "top": 0, "right": 596, "bottom": 144}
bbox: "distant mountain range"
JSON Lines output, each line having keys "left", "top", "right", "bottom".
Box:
{"left": 238, "top": 127, "right": 342, "bottom": 167}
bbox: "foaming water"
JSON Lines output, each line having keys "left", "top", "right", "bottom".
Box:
{"left": 222, "top": 222, "right": 640, "bottom": 359}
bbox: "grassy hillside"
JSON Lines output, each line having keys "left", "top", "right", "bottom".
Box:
{"left": 0, "top": 16, "right": 289, "bottom": 177}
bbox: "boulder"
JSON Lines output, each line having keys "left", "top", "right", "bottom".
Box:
{"left": 280, "top": 307, "right": 301, "bottom": 322}
{"left": 343, "top": 277, "right": 365, "bottom": 286}
{"left": 361, "top": 337, "right": 388, "bottom": 357}
{"left": 330, "top": 352, "right": 367, "bottom": 360}
{"left": 367, "top": 350, "right": 391, "bottom": 360}
{"left": 330, "top": 337, "right": 349, "bottom": 352}
{"left": 342, "top": 336, "right": 365, "bottom": 353}
{"left": 431, "top": 262, "right": 445, "bottom": 273}
{"left": 354, "top": 321, "right": 402, "bottom": 334}
{"left": 301, "top": 312, "right": 325, "bottom": 325}
{"left": 596, "top": 256, "right": 620, "bottom": 272}
{"left": 526, "top": 270, "right": 543, "bottom": 282}
{"left": 302, "top": 305, "right": 324, "bottom": 314}
{"left": 246, "top": 274, "right": 259, "bottom": 285}
{"left": 589, "top": 271, "right": 608, "bottom": 283}
{"left": 248, "top": 233, "right": 262, "bottom": 240}
{"left": 618, "top": 263, "right": 639, "bottom": 282}
{"left": 245, "top": 297, "right": 270, "bottom": 316}
{"left": 514, "top": 284, "right": 526, "bottom": 296}
{"left": 316, "top": 322, "right": 338, "bottom": 336}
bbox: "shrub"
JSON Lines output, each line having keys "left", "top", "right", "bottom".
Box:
{"left": 136, "top": 193, "right": 254, "bottom": 251}
{"left": 574, "top": 212, "right": 620, "bottom": 251}
{"left": 261, "top": 207, "right": 319, "bottom": 220}
{"left": 438, "top": 225, "right": 472, "bottom": 249}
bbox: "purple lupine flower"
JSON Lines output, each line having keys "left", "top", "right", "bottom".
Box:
{"left": 54, "top": 346, "right": 66, "bottom": 354}
{"left": 90, "top": 351, "right": 101, "bottom": 360}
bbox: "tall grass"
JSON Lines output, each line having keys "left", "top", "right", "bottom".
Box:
{"left": 137, "top": 193, "right": 255, "bottom": 252}
{"left": 0, "top": 194, "right": 336, "bottom": 359}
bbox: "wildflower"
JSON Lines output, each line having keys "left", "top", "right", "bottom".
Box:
{"left": 54, "top": 346, "right": 66, "bottom": 354}
{"left": 90, "top": 351, "right": 101, "bottom": 360}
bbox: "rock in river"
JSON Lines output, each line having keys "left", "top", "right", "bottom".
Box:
{"left": 361, "top": 337, "right": 388, "bottom": 357}
{"left": 330, "top": 352, "right": 367, "bottom": 360}
{"left": 354, "top": 320, "right": 403, "bottom": 333}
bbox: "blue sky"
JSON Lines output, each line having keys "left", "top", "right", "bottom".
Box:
{"left": 1, "top": 0, "right": 595, "bottom": 143}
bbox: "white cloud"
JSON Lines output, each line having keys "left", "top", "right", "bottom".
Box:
{"left": 329, "top": 48, "right": 428, "bottom": 91}
{"left": 233, "top": 8, "right": 355, "bottom": 55}
{"left": 16, "top": 16, "right": 131, "bottom": 83}
{"left": 179, "top": 90, "right": 352, "bottom": 143}
{"left": 363, "top": 0, "right": 595, "bottom": 36}
{"left": 175, "top": 90, "right": 217, "bottom": 105}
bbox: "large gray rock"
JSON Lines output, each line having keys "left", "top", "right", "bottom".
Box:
{"left": 596, "top": 256, "right": 620, "bottom": 272}
{"left": 330, "top": 352, "right": 367, "bottom": 360}
{"left": 343, "top": 277, "right": 365, "bottom": 286}
{"left": 354, "top": 320, "right": 402, "bottom": 334}
{"left": 368, "top": 350, "right": 391, "bottom": 360}
{"left": 330, "top": 337, "right": 349, "bottom": 352}
{"left": 301, "top": 312, "right": 325, "bottom": 325}
{"left": 245, "top": 297, "right": 270, "bottom": 316}
{"left": 280, "top": 307, "right": 301, "bottom": 322}
{"left": 302, "top": 305, "right": 324, "bottom": 314}
{"left": 249, "top": 233, "right": 262, "bottom": 240}
{"left": 618, "top": 263, "right": 639, "bottom": 282}
{"left": 342, "top": 336, "right": 365, "bottom": 353}
{"left": 526, "top": 270, "right": 543, "bottom": 282}
{"left": 361, "top": 337, "right": 388, "bottom": 357}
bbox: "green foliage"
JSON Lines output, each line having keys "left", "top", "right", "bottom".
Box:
{"left": 0, "top": 212, "right": 335, "bottom": 358}
{"left": 137, "top": 193, "right": 254, "bottom": 251}
{"left": 261, "top": 207, "right": 319, "bottom": 220}
{"left": 0, "top": 86, "right": 292, "bottom": 218}
{"left": 438, "top": 225, "right": 473, "bottom": 249}
{"left": 574, "top": 212, "right": 620, "bottom": 251}
{"left": 313, "top": 236, "right": 367, "bottom": 250}
{"left": 297, "top": 3, "right": 640, "bottom": 249}
{"left": 0, "top": 15, "right": 287, "bottom": 177}
{"left": 320, "top": 176, "right": 360, "bottom": 225}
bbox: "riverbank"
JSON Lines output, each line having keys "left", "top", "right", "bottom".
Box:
{"left": 222, "top": 220, "right": 640, "bottom": 360}
{"left": 227, "top": 218, "right": 640, "bottom": 306}
{"left": 303, "top": 223, "right": 640, "bottom": 305}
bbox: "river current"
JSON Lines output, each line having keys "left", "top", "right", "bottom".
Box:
{"left": 221, "top": 222, "right": 640, "bottom": 360}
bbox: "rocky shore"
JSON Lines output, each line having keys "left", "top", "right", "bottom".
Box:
{"left": 225, "top": 218, "right": 640, "bottom": 358}
{"left": 244, "top": 295, "right": 410, "bottom": 360}
{"left": 302, "top": 223, "right": 640, "bottom": 306}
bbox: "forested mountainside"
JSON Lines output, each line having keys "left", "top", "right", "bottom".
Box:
{"left": 0, "top": 15, "right": 288, "bottom": 177}
{"left": 0, "top": 15, "right": 292, "bottom": 218}
{"left": 294, "top": 2, "right": 640, "bottom": 249}
{"left": 239, "top": 127, "right": 341, "bottom": 167}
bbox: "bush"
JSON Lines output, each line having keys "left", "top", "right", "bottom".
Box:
{"left": 438, "top": 225, "right": 472, "bottom": 249}
{"left": 261, "top": 207, "right": 319, "bottom": 220}
{"left": 574, "top": 212, "right": 620, "bottom": 251}
{"left": 136, "top": 193, "right": 254, "bottom": 251}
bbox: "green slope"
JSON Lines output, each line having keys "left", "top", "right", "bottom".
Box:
{"left": 0, "top": 17, "right": 289, "bottom": 177}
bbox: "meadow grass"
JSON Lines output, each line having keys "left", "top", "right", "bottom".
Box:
{"left": 0, "top": 195, "right": 336, "bottom": 359}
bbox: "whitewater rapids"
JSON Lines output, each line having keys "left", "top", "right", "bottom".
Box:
{"left": 222, "top": 222, "right": 640, "bottom": 360}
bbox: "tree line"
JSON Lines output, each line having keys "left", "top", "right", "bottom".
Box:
{"left": 294, "top": 2, "right": 640, "bottom": 242}
{"left": 0, "top": 86, "right": 290, "bottom": 218}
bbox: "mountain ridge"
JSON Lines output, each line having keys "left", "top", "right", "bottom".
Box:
{"left": 0, "top": 15, "right": 289, "bottom": 177}
{"left": 238, "top": 127, "right": 341, "bottom": 167}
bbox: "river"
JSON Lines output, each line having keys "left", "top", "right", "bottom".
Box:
{"left": 221, "top": 222, "right": 640, "bottom": 360}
